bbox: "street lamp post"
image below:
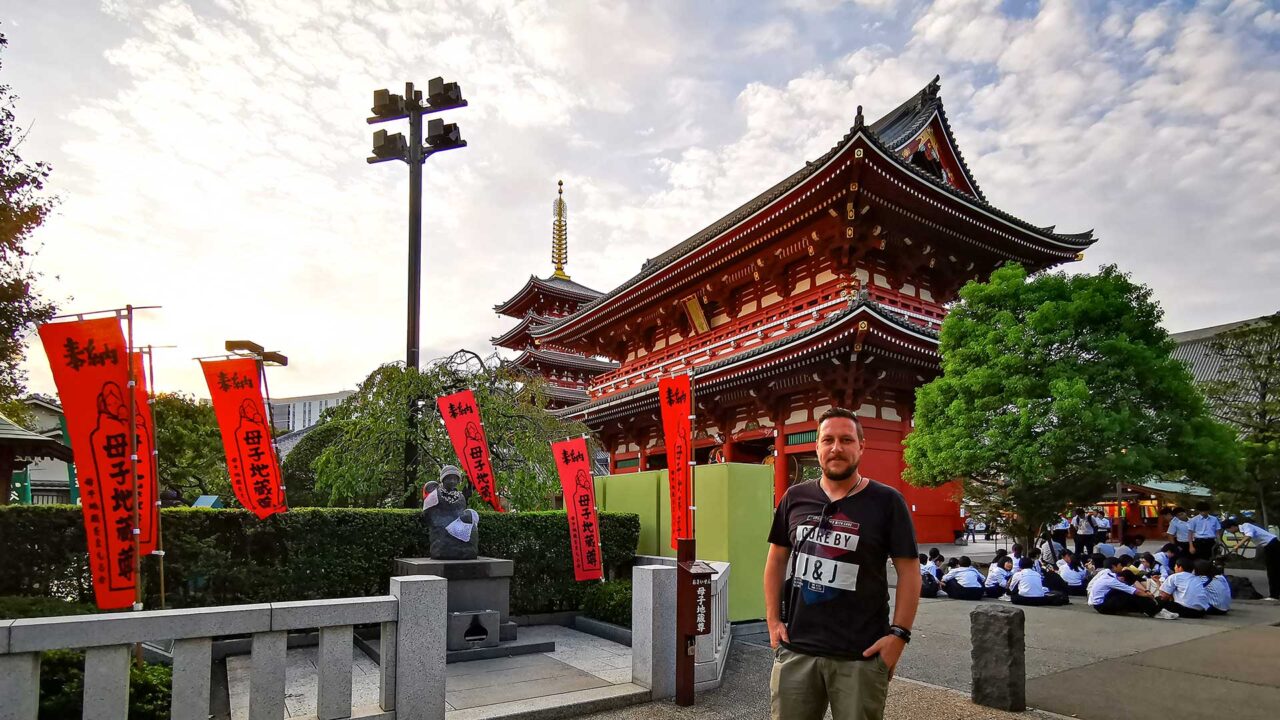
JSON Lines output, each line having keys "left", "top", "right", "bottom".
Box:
{"left": 367, "top": 79, "right": 467, "bottom": 496}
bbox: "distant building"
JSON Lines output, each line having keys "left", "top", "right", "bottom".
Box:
{"left": 270, "top": 391, "right": 354, "bottom": 432}
{"left": 1170, "top": 312, "right": 1278, "bottom": 386}
{"left": 11, "top": 395, "right": 75, "bottom": 504}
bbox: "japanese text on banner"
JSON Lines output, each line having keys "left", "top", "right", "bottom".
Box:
{"left": 436, "top": 389, "right": 504, "bottom": 512}
{"left": 552, "top": 436, "right": 603, "bottom": 581}
{"left": 38, "top": 318, "right": 136, "bottom": 610}
{"left": 200, "top": 358, "right": 287, "bottom": 519}
{"left": 658, "top": 373, "right": 693, "bottom": 549}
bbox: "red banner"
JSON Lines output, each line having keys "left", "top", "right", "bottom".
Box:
{"left": 200, "top": 358, "right": 286, "bottom": 519}
{"left": 552, "top": 437, "right": 603, "bottom": 581}
{"left": 436, "top": 389, "right": 503, "bottom": 512}
{"left": 133, "top": 352, "right": 159, "bottom": 555}
{"left": 659, "top": 373, "right": 693, "bottom": 549}
{"left": 38, "top": 318, "right": 136, "bottom": 610}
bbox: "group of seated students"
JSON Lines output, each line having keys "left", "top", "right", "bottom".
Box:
{"left": 918, "top": 542, "right": 1232, "bottom": 619}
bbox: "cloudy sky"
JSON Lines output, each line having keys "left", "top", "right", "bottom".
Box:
{"left": 7, "top": 0, "right": 1280, "bottom": 398}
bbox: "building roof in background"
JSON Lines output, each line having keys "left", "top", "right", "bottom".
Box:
{"left": 1170, "top": 311, "right": 1278, "bottom": 384}
{"left": 0, "top": 414, "right": 74, "bottom": 462}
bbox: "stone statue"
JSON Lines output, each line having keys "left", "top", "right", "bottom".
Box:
{"left": 422, "top": 465, "right": 480, "bottom": 560}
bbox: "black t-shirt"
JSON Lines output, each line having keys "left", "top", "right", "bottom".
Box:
{"left": 768, "top": 478, "right": 917, "bottom": 660}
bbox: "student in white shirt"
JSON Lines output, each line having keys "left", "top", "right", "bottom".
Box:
{"left": 1071, "top": 508, "right": 1097, "bottom": 557}
{"left": 1188, "top": 503, "right": 1222, "bottom": 558}
{"left": 941, "top": 556, "right": 986, "bottom": 601}
{"left": 1095, "top": 541, "right": 1116, "bottom": 558}
{"left": 1167, "top": 507, "right": 1193, "bottom": 555}
{"left": 1009, "top": 558, "right": 1069, "bottom": 606}
{"left": 1223, "top": 517, "right": 1279, "bottom": 601}
{"left": 918, "top": 553, "right": 940, "bottom": 598}
{"left": 1196, "top": 559, "right": 1231, "bottom": 615}
{"left": 1159, "top": 556, "right": 1211, "bottom": 618}
{"left": 1094, "top": 512, "right": 1113, "bottom": 543}
{"left": 1087, "top": 557, "right": 1164, "bottom": 617}
{"left": 1152, "top": 544, "right": 1179, "bottom": 578}
{"left": 985, "top": 557, "right": 1014, "bottom": 599}
{"left": 1054, "top": 551, "right": 1089, "bottom": 596}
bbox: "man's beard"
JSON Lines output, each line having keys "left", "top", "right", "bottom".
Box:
{"left": 822, "top": 457, "right": 858, "bottom": 482}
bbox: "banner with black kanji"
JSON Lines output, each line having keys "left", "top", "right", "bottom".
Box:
{"left": 200, "top": 358, "right": 286, "bottom": 519}
{"left": 38, "top": 317, "right": 137, "bottom": 610}
{"left": 552, "top": 436, "right": 603, "bottom": 581}
{"left": 436, "top": 389, "right": 504, "bottom": 512}
{"left": 659, "top": 373, "right": 694, "bottom": 549}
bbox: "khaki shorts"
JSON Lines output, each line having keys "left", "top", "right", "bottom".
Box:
{"left": 769, "top": 645, "right": 890, "bottom": 720}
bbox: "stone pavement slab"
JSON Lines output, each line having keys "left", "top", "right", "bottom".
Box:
{"left": 1026, "top": 618, "right": 1280, "bottom": 720}
{"left": 444, "top": 655, "right": 611, "bottom": 710}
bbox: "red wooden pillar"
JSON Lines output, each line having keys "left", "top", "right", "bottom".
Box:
{"left": 638, "top": 446, "right": 649, "bottom": 472}
{"left": 722, "top": 436, "right": 737, "bottom": 463}
{"left": 773, "top": 431, "right": 788, "bottom": 506}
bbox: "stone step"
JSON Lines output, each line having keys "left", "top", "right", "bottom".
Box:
{"left": 444, "top": 682, "right": 650, "bottom": 720}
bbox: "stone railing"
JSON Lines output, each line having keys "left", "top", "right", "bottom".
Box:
{"left": 630, "top": 559, "right": 731, "bottom": 698}
{"left": 0, "top": 576, "right": 447, "bottom": 720}
{"left": 694, "top": 561, "right": 731, "bottom": 690}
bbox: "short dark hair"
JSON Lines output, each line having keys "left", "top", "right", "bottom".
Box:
{"left": 1118, "top": 554, "right": 1134, "bottom": 566}
{"left": 1106, "top": 556, "right": 1125, "bottom": 569}
{"left": 1176, "top": 556, "right": 1194, "bottom": 572}
{"left": 1223, "top": 517, "right": 1240, "bottom": 529}
{"left": 818, "top": 407, "right": 864, "bottom": 441}
{"left": 918, "top": 553, "right": 929, "bottom": 563}
{"left": 1193, "top": 559, "right": 1214, "bottom": 576}
{"left": 959, "top": 556, "right": 972, "bottom": 567}
{"left": 1195, "top": 502, "right": 1210, "bottom": 512}
{"left": 1018, "top": 557, "right": 1034, "bottom": 570}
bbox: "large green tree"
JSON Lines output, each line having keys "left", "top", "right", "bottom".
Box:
{"left": 152, "top": 392, "right": 230, "bottom": 503}
{"left": 0, "top": 31, "right": 57, "bottom": 418}
{"left": 1199, "top": 314, "right": 1280, "bottom": 526}
{"left": 311, "top": 350, "right": 593, "bottom": 509}
{"left": 904, "top": 264, "right": 1239, "bottom": 545}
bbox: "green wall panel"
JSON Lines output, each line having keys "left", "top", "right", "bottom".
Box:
{"left": 596, "top": 463, "right": 774, "bottom": 622}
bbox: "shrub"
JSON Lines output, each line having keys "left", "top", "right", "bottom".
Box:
{"left": 582, "top": 580, "right": 632, "bottom": 627}
{"left": 0, "top": 595, "right": 97, "bottom": 619}
{"left": 39, "top": 649, "right": 171, "bottom": 720}
{"left": 0, "top": 505, "right": 639, "bottom": 615}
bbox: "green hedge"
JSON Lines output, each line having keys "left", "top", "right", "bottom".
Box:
{"left": 582, "top": 580, "right": 632, "bottom": 627}
{"left": 0, "top": 506, "right": 639, "bottom": 615}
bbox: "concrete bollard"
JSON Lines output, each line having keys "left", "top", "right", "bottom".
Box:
{"left": 391, "top": 575, "right": 448, "bottom": 720}
{"left": 969, "top": 604, "right": 1026, "bottom": 711}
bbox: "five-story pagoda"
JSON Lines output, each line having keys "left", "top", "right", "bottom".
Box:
{"left": 493, "top": 182, "right": 618, "bottom": 408}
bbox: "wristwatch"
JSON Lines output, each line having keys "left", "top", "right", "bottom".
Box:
{"left": 888, "top": 625, "right": 912, "bottom": 643}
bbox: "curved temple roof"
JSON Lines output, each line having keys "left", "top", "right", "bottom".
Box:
{"left": 532, "top": 76, "right": 1096, "bottom": 345}
{"left": 494, "top": 274, "right": 603, "bottom": 316}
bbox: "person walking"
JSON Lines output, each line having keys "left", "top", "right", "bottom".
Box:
{"left": 764, "top": 407, "right": 921, "bottom": 720}
{"left": 1222, "top": 517, "right": 1279, "bottom": 601}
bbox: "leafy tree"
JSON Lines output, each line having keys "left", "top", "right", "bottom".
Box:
{"left": 1200, "top": 314, "right": 1280, "bottom": 526}
{"left": 152, "top": 392, "right": 230, "bottom": 503}
{"left": 313, "top": 350, "right": 592, "bottom": 510}
{"left": 280, "top": 420, "right": 349, "bottom": 507}
{"left": 0, "top": 32, "right": 58, "bottom": 409}
{"left": 904, "top": 264, "right": 1240, "bottom": 546}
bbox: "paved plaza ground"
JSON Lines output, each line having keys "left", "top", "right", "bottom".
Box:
{"left": 225, "top": 540, "right": 1280, "bottom": 719}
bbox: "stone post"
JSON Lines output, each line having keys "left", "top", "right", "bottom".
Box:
{"left": 969, "top": 605, "right": 1025, "bottom": 711}
{"left": 632, "top": 564, "right": 677, "bottom": 700}
{"left": 391, "top": 575, "right": 447, "bottom": 720}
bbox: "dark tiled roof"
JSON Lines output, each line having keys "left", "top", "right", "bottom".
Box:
{"left": 534, "top": 76, "right": 1095, "bottom": 343}
{"left": 867, "top": 75, "right": 985, "bottom": 202}
{"left": 0, "top": 413, "right": 74, "bottom": 461}
{"left": 514, "top": 348, "right": 619, "bottom": 372}
{"left": 1170, "top": 312, "right": 1278, "bottom": 385}
{"left": 495, "top": 275, "right": 603, "bottom": 314}
{"left": 556, "top": 293, "right": 938, "bottom": 417}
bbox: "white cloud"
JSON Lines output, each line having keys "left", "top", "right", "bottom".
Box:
{"left": 11, "top": 0, "right": 1280, "bottom": 402}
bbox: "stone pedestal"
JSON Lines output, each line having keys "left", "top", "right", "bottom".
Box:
{"left": 395, "top": 557, "right": 551, "bottom": 661}
{"left": 970, "top": 605, "right": 1025, "bottom": 712}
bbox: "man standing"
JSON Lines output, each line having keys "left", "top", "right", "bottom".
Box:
{"left": 764, "top": 408, "right": 921, "bottom": 720}
{"left": 1222, "top": 517, "right": 1279, "bottom": 601}
{"left": 1071, "top": 509, "right": 1096, "bottom": 557}
{"left": 1188, "top": 503, "right": 1222, "bottom": 558}
{"left": 1166, "top": 508, "right": 1192, "bottom": 556}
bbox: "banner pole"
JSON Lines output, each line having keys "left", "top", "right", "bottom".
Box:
{"left": 125, "top": 306, "right": 144, "bottom": 668}
{"left": 146, "top": 345, "right": 167, "bottom": 609}
{"left": 257, "top": 358, "right": 287, "bottom": 506}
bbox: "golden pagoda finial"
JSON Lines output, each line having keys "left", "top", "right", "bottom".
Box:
{"left": 551, "top": 179, "right": 570, "bottom": 279}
